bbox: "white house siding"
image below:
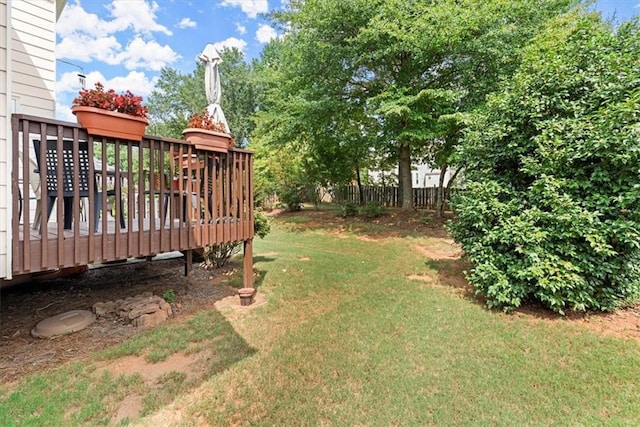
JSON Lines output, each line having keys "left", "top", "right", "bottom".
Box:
{"left": 0, "top": 1, "right": 57, "bottom": 279}
{"left": 0, "top": 0, "right": 9, "bottom": 278}
{"left": 414, "top": 164, "right": 455, "bottom": 188}
{"left": 370, "top": 164, "right": 456, "bottom": 189}
{"left": 11, "top": 1, "right": 56, "bottom": 117}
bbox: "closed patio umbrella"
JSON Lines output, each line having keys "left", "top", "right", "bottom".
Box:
{"left": 198, "top": 44, "right": 230, "bottom": 133}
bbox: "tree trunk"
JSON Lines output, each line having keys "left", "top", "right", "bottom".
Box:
{"left": 447, "top": 167, "right": 461, "bottom": 191}
{"left": 355, "top": 162, "right": 364, "bottom": 205}
{"left": 445, "top": 167, "right": 462, "bottom": 212}
{"left": 435, "top": 165, "right": 447, "bottom": 218}
{"left": 399, "top": 144, "right": 413, "bottom": 210}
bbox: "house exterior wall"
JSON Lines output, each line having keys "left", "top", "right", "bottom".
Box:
{"left": 1, "top": 0, "right": 9, "bottom": 278}
{"left": 0, "top": 0, "right": 57, "bottom": 280}
{"left": 11, "top": 0, "right": 56, "bottom": 117}
{"left": 369, "top": 164, "right": 455, "bottom": 188}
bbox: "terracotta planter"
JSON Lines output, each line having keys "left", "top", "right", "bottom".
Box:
{"left": 72, "top": 106, "right": 149, "bottom": 142}
{"left": 182, "top": 128, "right": 232, "bottom": 153}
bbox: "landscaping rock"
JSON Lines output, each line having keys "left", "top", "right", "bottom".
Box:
{"left": 134, "top": 310, "right": 168, "bottom": 328}
{"left": 92, "top": 293, "right": 172, "bottom": 327}
{"left": 93, "top": 301, "right": 117, "bottom": 316}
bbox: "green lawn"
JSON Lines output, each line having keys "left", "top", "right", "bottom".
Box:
{"left": 2, "top": 209, "right": 640, "bottom": 425}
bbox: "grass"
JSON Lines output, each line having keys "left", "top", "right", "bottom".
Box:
{"left": 3, "top": 208, "right": 640, "bottom": 425}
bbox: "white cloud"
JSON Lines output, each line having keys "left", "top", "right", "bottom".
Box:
{"left": 211, "top": 37, "right": 248, "bottom": 53}
{"left": 255, "top": 24, "right": 277, "bottom": 44}
{"left": 106, "top": 0, "right": 172, "bottom": 36}
{"left": 116, "top": 37, "right": 180, "bottom": 71}
{"left": 56, "top": 34, "right": 122, "bottom": 63}
{"left": 56, "top": 102, "right": 76, "bottom": 122}
{"left": 57, "top": 70, "right": 157, "bottom": 99}
{"left": 56, "top": 1, "right": 178, "bottom": 70}
{"left": 58, "top": 1, "right": 171, "bottom": 37}
{"left": 57, "top": 3, "right": 109, "bottom": 37}
{"left": 220, "top": 0, "right": 268, "bottom": 19}
{"left": 106, "top": 71, "right": 158, "bottom": 97}
{"left": 178, "top": 17, "right": 197, "bottom": 29}
{"left": 236, "top": 22, "right": 247, "bottom": 35}
{"left": 56, "top": 71, "right": 89, "bottom": 98}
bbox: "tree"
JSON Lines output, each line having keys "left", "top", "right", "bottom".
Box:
{"left": 264, "top": 0, "right": 578, "bottom": 209}
{"left": 448, "top": 13, "right": 640, "bottom": 313}
{"left": 147, "top": 48, "right": 256, "bottom": 144}
{"left": 252, "top": 38, "right": 377, "bottom": 206}
{"left": 218, "top": 48, "right": 256, "bottom": 147}
{"left": 146, "top": 66, "right": 206, "bottom": 138}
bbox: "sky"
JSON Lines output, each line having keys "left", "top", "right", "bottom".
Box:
{"left": 54, "top": 0, "right": 640, "bottom": 121}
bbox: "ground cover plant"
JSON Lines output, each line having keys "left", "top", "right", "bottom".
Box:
{"left": 2, "top": 207, "right": 640, "bottom": 425}
{"left": 449, "top": 13, "right": 640, "bottom": 314}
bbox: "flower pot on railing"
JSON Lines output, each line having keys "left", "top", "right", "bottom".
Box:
{"left": 71, "top": 82, "right": 149, "bottom": 142}
{"left": 182, "top": 128, "right": 232, "bottom": 153}
{"left": 72, "top": 106, "right": 149, "bottom": 142}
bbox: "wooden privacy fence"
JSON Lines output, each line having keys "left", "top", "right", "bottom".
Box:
{"left": 334, "top": 185, "right": 452, "bottom": 210}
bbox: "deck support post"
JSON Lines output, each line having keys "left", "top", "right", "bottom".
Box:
{"left": 184, "top": 249, "right": 192, "bottom": 276}
{"left": 243, "top": 239, "right": 254, "bottom": 289}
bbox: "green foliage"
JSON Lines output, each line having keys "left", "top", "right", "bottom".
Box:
{"left": 162, "top": 289, "right": 176, "bottom": 304}
{"left": 359, "top": 202, "right": 386, "bottom": 219}
{"left": 340, "top": 201, "right": 359, "bottom": 218}
{"left": 146, "top": 66, "right": 206, "bottom": 138}
{"left": 254, "top": 211, "right": 272, "bottom": 239}
{"left": 261, "top": 0, "right": 577, "bottom": 209}
{"left": 280, "top": 187, "right": 304, "bottom": 211}
{"left": 449, "top": 14, "right": 640, "bottom": 313}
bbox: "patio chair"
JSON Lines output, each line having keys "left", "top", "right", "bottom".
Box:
{"left": 33, "top": 139, "right": 125, "bottom": 232}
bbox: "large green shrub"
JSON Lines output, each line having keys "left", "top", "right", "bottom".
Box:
{"left": 449, "top": 14, "right": 640, "bottom": 313}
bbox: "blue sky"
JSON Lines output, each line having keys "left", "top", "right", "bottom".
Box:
{"left": 54, "top": 0, "right": 639, "bottom": 121}
{"left": 55, "top": 0, "right": 284, "bottom": 120}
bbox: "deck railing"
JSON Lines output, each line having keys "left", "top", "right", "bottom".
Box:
{"left": 10, "top": 114, "right": 254, "bottom": 280}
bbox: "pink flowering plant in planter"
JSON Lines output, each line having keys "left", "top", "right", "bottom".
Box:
{"left": 186, "top": 109, "right": 227, "bottom": 133}
{"left": 72, "top": 82, "right": 149, "bottom": 118}
{"left": 183, "top": 109, "right": 234, "bottom": 152}
{"left": 71, "top": 82, "right": 149, "bottom": 141}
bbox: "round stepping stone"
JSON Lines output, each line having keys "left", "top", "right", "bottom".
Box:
{"left": 31, "top": 310, "right": 96, "bottom": 338}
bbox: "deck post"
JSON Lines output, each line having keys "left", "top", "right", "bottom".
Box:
{"left": 243, "top": 239, "right": 254, "bottom": 288}
{"left": 184, "top": 249, "right": 193, "bottom": 276}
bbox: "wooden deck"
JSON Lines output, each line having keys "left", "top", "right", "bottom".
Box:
{"left": 10, "top": 114, "right": 254, "bottom": 284}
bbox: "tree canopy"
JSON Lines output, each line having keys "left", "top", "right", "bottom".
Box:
{"left": 254, "top": 0, "right": 578, "bottom": 208}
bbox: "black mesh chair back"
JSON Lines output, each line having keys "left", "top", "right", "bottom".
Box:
{"left": 33, "top": 139, "right": 90, "bottom": 198}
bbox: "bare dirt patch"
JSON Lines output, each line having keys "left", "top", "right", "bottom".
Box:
{"left": 97, "top": 350, "right": 211, "bottom": 384}
{"left": 0, "top": 255, "right": 241, "bottom": 384}
{"left": 274, "top": 207, "right": 452, "bottom": 239}
{"left": 112, "top": 394, "right": 145, "bottom": 425}
{"left": 412, "top": 240, "right": 462, "bottom": 260}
